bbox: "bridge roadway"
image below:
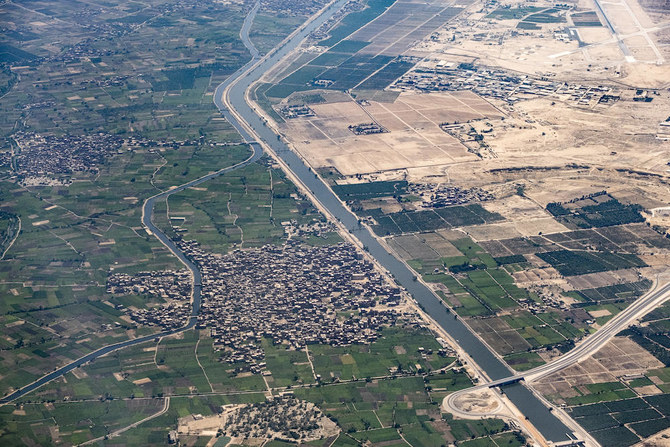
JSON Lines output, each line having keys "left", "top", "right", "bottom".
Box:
{"left": 214, "top": 0, "right": 577, "bottom": 443}
{"left": 445, "top": 281, "right": 670, "bottom": 423}
{"left": 2, "top": 2, "right": 664, "bottom": 445}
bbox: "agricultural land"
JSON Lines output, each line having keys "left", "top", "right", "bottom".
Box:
{"left": 1, "top": 0, "right": 670, "bottom": 445}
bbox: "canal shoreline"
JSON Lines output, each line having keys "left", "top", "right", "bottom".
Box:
{"left": 216, "top": 0, "right": 576, "bottom": 443}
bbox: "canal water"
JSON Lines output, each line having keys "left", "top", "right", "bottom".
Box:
{"left": 216, "top": 0, "right": 573, "bottom": 441}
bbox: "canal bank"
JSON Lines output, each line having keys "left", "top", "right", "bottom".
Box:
{"left": 215, "top": 0, "right": 574, "bottom": 442}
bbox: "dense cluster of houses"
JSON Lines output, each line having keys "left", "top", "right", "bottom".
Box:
{"left": 408, "top": 183, "right": 493, "bottom": 208}
{"left": 193, "top": 240, "right": 404, "bottom": 367}
{"left": 110, "top": 237, "right": 412, "bottom": 372}
{"left": 10, "top": 132, "right": 123, "bottom": 177}
{"left": 260, "top": 0, "right": 329, "bottom": 17}
{"left": 218, "top": 396, "right": 332, "bottom": 440}
{"left": 107, "top": 269, "right": 192, "bottom": 302}
{"left": 3, "top": 131, "right": 230, "bottom": 185}
{"left": 282, "top": 219, "right": 336, "bottom": 239}
{"left": 393, "top": 62, "right": 616, "bottom": 106}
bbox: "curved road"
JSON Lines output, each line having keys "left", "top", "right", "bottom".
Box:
{"left": 213, "top": 1, "right": 670, "bottom": 443}
{"left": 445, "top": 280, "right": 670, "bottom": 417}
{"left": 0, "top": 143, "right": 263, "bottom": 406}
{"left": 212, "top": 0, "right": 577, "bottom": 443}
{"left": 0, "top": 2, "right": 264, "bottom": 406}
{"left": 3, "top": 4, "right": 666, "bottom": 446}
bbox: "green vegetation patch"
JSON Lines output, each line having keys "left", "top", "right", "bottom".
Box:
{"left": 371, "top": 205, "right": 503, "bottom": 236}
{"left": 355, "top": 60, "right": 415, "bottom": 91}
{"left": 494, "top": 254, "right": 526, "bottom": 265}
{"left": 567, "top": 394, "right": 670, "bottom": 446}
{"left": 516, "top": 21, "right": 541, "bottom": 30}
{"left": 486, "top": 6, "right": 545, "bottom": 19}
{"left": 523, "top": 11, "right": 566, "bottom": 23}
{"left": 571, "top": 11, "right": 602, "bottom": 26}
{"left": 574, "top": 279, "right": 652, "bottom": 304}
{"left": 503, "top": 352, "right": 545, "bottom": 371}
{"left": 536, "top": 250, "right": 646, "bottom": 276}
{"left": 332, "top": 180, "right": 407, "bottom": 200}
{"left": 547, "top": 193, "right": 645, "bottom": 229}
{"left": 264, "top": 0, "right": 409, "bottom": 98}
{"left": 0, "top": 44, "right": 39, "bottom": 64}
{"left": 622, "top": 325, "right": 670, "bottom": 367}
{"left": 319, "top": 0, "right": 396, "bottom": 46}
{"left": 566, "top": 381, "right": 636, "bottom": 406}
{"left": 330, "top": 40, "right": 371, "bottom": 53}
{"left": 308, "top": 326, "right": 455, "bottom": 380}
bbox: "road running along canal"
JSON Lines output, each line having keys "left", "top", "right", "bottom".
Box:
{"left": 2, "top": 3, "right": 574, "bottom": 441}
{"left": 0, "top": 3, "right": 266, "bottom": 406}
{"left": 0, "top": 143, "right": 263, "bottom": 406}
{"left": 215, "top": 0, "right": 573, "bottom": 442}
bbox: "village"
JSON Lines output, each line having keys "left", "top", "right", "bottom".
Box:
{"left": 107, "top": 233, "right": 418, "bottom": 374}
{"left": 392, "top": 60, "right": 619, "bottom": 107}
{"left": 4, "top": 131, "right": 244, "bottom": 187}
{"left": 408, "top": 183, "right": 494, "bottom": 209}
{"left": 8, "top": 131, "right": 124, "bottom": 178}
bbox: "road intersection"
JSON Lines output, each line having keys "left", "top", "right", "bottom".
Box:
{"left": 444, "top": 279, "right": 670, "bottom": 445}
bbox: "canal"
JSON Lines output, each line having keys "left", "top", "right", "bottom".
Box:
{"left": 215, "top": 0, "right": 573, "bottom": 442}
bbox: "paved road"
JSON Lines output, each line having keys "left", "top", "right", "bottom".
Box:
{"left": 0, "top": 143, "right": 263, "bottom": 406}
{"left": 593, "top": 0, "right": 634, "bottom": 60}
{"left": 213, "top": 0, "right": 576, "bottom": 442}
{"left": 0, "top": 4, "right": 265, "bottom": 407}
{"left": 445, "top": 280, "right": 670, "bottom": 415}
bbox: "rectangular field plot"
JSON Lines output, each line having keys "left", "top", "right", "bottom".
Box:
{"left": 574, "top": 279, "right": 652, "bottom": 303}
{"left": 332, "top": 180, "right": 407, "bottom": 200}
{"left": 503, "top": 352, "right": 545, "bottom": 371}
{"left": 388, "top": 232, "right": 462, "bottom": 261}
{"left": 371, "top": 204, "right": 503, "bottom": 236}
{"left": 571, "top": 11, "right": 602, "bottom": 27}
{"left": 547, "top": 194, "right": 645, "bottom": 229}
{"left": 566, "top": 395, "right": 670, "bottom": 446}
{"left": 467, "top": 318, "right": 533, "bottom": 355}
{"left": 590, "top": 426, "right": 641, "bottom": 447}
{"left": 536, "top": 250, "right": 646, "bottom": 276}
{"left": 356, "top": 60, "right": 415, "bottom": 90}
{"left": 319, "top": 0, "right": 395, "bottom": 47}
{"left": 613, "top": 408, "right": 664, "bottom": 424}
{"left": 630, "top": 417, "right": 670, "bottom": 438}
{"left": 349, "top": 0, "right": 462, "bottom": 56}
{"left": 482, "top": 236, "right": 557, "bottom": 256}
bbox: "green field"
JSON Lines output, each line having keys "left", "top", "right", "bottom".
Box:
{"left": 371, "top": 205, "right": 504, "bottom": 236}
{"left": 547, "top": 195, "right": 645, "bottom": 229}
{"left": 0, "top": 0, "right": 357, "bottom": 442}
{"left": 486, "top": 6, "right": 545, "bottom": 19}
{"left": 537, "top": 250, "right": 646, "bottom": 276}
{"left": 1, "top": 324, "right": 524, "bottom": 445}
{"left": 567, "top": 395, "right": 670, "bottom": 446}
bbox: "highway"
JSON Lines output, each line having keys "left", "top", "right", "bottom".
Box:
{"left": 445, "top": 280, "right": 670, "bottom": 420}
{"left": 3, "top": 2, "right": 668, "bottom": 445}
{"left": 525, "top": 280, "right": 669, "bottom": 382}
{"left": 214, "top": 0, "right": 578, "bottom": 442}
